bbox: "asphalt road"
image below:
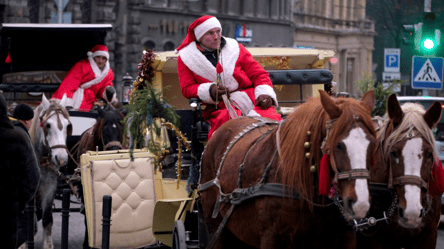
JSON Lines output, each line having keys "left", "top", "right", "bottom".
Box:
{"left": 29, "top": 196, "right": 444, "bottom": 248}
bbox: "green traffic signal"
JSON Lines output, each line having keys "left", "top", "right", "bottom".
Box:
{"left": 423, "top": 38, "right": 435, "bottom": 50}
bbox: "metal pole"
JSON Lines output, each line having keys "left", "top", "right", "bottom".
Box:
{"left": 61, "top": 189, "right": 70, "bottom": 249}
{"left": 102, "top": 195, "right": 112, "bottom": 249}
{"left": 26, "top": 198, "right": 35, "bottom": 249}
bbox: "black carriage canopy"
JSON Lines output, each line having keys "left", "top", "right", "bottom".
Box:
{"left": 0, "top": 23, "right": 112, "bottom": 92}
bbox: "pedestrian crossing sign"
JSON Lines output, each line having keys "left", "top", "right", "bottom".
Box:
{"left": 412, "top": 56, "right": 443, "bottom": 90}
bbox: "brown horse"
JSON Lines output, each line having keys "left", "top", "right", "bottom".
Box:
{"left": 358, "top": 94, "right": 442, "bottom": 249}
{"left": 199, "top": 90, "right": 377, "bottom": 249}
{"left": 72, "top": 104, "right": 126, "bottom": 162}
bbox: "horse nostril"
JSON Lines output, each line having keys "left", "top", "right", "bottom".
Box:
{"left": 419, "top": 208, "right": 425, "bottom": 218}
{"left": 346, "top": 198, "right": 355, "bottom": 215}
{"left": 398, "top": 207, "right": 404, "bottom": 218}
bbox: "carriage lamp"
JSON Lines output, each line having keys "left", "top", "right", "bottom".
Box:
{"left": 122, "top": 73, "right": 134, "bottom": 105}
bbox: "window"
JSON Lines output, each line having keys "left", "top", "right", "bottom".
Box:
{"left": 143, "top": 40, "right": 155, "bottom": 50}
{"left": 163, "top": 41, "right": 175, "bottom": 51}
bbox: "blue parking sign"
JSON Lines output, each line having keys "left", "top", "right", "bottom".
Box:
{"left": 411, "top": 56, "right": 443, "bottom": 89}
{"left": 384, "top": 48, "right": 400, "bottom": 72}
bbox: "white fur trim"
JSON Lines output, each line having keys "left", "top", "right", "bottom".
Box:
{"left": 197, "top": 83, "right": 217, "bottom": 104}
{"left": 179, "top": 37, "right": 240, "bottom": 91}
{"left": 230, "top": 91, "right": 255, "bottom": 116}
{"left": 88, "top": 50, "right": 109, "bottom": 60}
{"left": 65, "top": 97, "right": 75, "bottom": 107}
{"left": 194, "top": 17, "right": 222, "bottom": 41}
{"left": 81, "top": 57, "right": 110, "bottom": 89}
{"left": 72, "top": 88, "right": 84, "bottom": 110}
{"left": 247, "top": 110, "right": 260, "bottom": 117}
{"left": 254, "top": 85, "right": 278, "bottom": 106}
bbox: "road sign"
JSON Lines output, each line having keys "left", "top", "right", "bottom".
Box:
{"left": 384, "top": 48, "right": 400, "bottom": 72}
{"left": 382, "top": 72, "right": 401, "bottom": 81}
{"left": 411, "top": 56, "right": 443, "bottom": 89}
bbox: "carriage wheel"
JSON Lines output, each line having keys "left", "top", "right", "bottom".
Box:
{"left": 172, "top": 220, "right": 187, "bottom": 249}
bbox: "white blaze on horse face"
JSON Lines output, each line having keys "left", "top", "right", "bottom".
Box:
{"left": 342, "top": 127, "right": 370, "bottom": 217}
{"left": 402, "top": 138, "right": 423, "bottom": 226}
{"left": 45, "top": 111, "right": 69, "bottom": 167}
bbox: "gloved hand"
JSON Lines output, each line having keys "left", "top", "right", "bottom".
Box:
{"left": 105, "top": 86, "right": 117, "bottom": 103}
{"left": 256, "top": 95, "right": 272, "bottom": 110}
{"left": 210, "top": 84, "right": 230, "bottom": 102}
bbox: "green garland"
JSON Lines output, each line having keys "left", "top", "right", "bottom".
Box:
{"left": 123, "top": 49, "right": 181, "bottom": 162}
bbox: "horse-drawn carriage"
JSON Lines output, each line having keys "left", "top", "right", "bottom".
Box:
{"left": 2, "top": 22, "right": 442, "bottom": 249}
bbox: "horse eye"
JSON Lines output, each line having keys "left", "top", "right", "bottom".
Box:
{"left": 390, "top": 151, "right": 398, "bottom": 158}
{"left": 46, "top": 123, "right": 51, "bottom": 129}
{"left": 336, "top": 142, "right": 345, "bottom": 151}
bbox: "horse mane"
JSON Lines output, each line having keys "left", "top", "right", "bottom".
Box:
{"left": 279, "top": 96, "right": 376, "bottom": 203}
{"left": 29, "top": 105, "right": 43, "bottom": 144}
{"left": 379, "top": 103, "right": 438, "bottom": 162}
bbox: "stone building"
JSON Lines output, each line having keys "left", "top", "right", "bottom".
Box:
{"left": 0, "top": 0, "right": 375, "bottom": 98}
{"left": 292, "top": 0, "right": 376, "bottom": 98}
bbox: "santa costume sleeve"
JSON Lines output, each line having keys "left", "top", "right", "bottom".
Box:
{"left": 52, "top": 61, "right": 84, "bottom": 106}
{"left": 178, "top": 56, "right": 217, "bottom": 104}
{"left": 238, "top": 44, "right": 278, "bottom": 105}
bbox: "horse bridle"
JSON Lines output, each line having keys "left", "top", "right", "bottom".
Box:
{"left": 40, "top": 103, "right": 72, "bottom": 152}
{"left": 321, "top": 117, "right": 371, "bottom": 185}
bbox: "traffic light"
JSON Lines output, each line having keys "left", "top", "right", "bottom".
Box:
{"left": 419, "top": 13, "right": 441, "bottom": 54}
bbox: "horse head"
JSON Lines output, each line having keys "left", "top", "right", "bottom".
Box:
{"left": 280, "top": 90, "right": 377, "bottom": 221}
{"left": 31, "top": 93, "right": 72, "bottom": 168}
{"left": 321, "top": 90, "right": 377, "bottom": 220}
{"left": 378, "top": 94, "right": 442, "bottom": 228}
{"left": 95, "top": 104, "right": 126, "bottom": 150}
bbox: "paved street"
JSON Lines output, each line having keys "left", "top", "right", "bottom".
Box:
{"left": 29, "top": 195, "right": 444, "bottom": 248}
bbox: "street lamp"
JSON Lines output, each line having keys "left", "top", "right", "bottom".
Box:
{"left": 122, "top": 73, "right": 134, "bottom": 105}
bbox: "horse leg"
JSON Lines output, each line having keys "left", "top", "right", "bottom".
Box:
{"left": 39, "top": 173, "right": 57, "bottom": 249}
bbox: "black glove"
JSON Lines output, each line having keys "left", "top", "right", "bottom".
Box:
{"left": 210, "top": 84, "right": 230, "bottom": 102}
{"left": 256, "top": 95, "right": 272, "bottom": 110}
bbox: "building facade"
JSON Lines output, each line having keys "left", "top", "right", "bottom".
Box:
{"left": 0, "top": 0, "right": 374, "bottom": 98}
{"left": 292, "top": 0, "right": 375, "bottom": 97}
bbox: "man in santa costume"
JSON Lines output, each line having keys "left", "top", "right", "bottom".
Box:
{"left": 52, "top": 44, "right": 117, "bottom": 111}
{"left": 176, "top": 15, "right": 281, "bottom": 140}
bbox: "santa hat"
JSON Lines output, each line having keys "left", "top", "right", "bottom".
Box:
{"left": 175, "top": 15, "right": 222, "bottom": 54}
{"left": 87, "top": 44, "right": 109, "bottom": 60}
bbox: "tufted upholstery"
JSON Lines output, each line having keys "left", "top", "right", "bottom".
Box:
{"left": 81, "top": 150, "right": 157, "bottom": 248}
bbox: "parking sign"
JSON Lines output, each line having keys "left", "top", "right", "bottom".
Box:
{"left": 384, "top": 48, "right": 400, "bottom": 72}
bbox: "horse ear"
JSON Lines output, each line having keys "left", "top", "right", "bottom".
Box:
{"left": 59, "top": 93, "right": 68, "bottom": 107}
{"left": 319, "top": 90, "right": 342, "bottom": 120}
{"left": 42, "top": 94, "right": 50, "bottom": 110}
{"left": 423, "top": 101, "right": 442, "bottom": 129}
{"left": 361, "top": 90, "right": 375, "bottom": 113}
{"left": 387, "top": 94, "right": 403, "bottom": 128}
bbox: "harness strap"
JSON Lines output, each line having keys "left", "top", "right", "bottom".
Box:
{"left": 392, "top": 175, "right": 428, "bottom": 191}
{"left": 337, "top": 169, "right": 370, "bottom": 181}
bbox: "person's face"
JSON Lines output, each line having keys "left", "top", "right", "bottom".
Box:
{"left": 199, "top": 28, "right": 221, "bottom": 50}
{"left": 94, "top": 56, "right": 107, "bottom": 69}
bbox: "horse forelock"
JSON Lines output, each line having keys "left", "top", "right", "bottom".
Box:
{"left": 382, "top": 103, "right": 437, "bottom": 163}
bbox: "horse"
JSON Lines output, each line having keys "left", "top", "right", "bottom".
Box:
{"left": 29, "top": 94, "right": 72, "bottom": 249}
{"left": 357, "top": 94, "right": 443, "bottom": 249}
{"left": 198, "top": 90, "right": 378, "bottom": 249}
{"left": 72, "top": 104, "right": 126, "bottom": 163}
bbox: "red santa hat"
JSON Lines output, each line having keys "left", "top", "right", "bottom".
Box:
{"left": 87, "top": 44, "right": 109, "bottom": 60}
{"left": 175, "top": 15, "right": 222, "bottom": 54}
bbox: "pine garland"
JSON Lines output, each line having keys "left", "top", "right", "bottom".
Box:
{"left": 124, "top": 49, "right": 181, "bottom": 168}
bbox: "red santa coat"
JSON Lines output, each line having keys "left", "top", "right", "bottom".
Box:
{"left": 52, "top": 58, "right": 114, "bottom": 111}
{"left": 178, "top": 37, "right": 281, "bottom": 139}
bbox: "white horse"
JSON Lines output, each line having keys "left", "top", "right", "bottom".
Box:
{"left": 29, "top": 94, "right": 72, "bottom": 249}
